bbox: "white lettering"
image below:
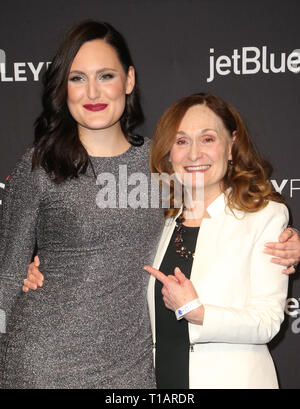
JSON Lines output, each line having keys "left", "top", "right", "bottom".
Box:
{"left": 207, "top": 46, "right": 300, "bottom": 82}
{"left": 148, "top": 393, "right": 195, "bottom": 404}
{"left": 0, "top": 51, "right": 51, "bottom": 82}
{"left": 207, "top": 48, "right": 215, "bottom": 83}
{"left": 216, "top": 55, "right": 231, "bottom": 76}
{"left": 291, "top": 316, "right": 300, "bottom": 334}
{"left": 128, "top": 173, "right": 148, "bottom": 209}
{"left": 150, "top": 173, "right": 160, "bottom": 209}
{"left": 0, "top": 63, "right": 13, "bottom": 81}
{"left": 287, "top": 52, "right": 300, "bottom": 73}
{"left": 285, "top": 298, "right": 300, "bottom": 334}
{"left": 290, "top": 179, "right": 300, "bottom": 198}
{"left": 270, "top": 52, "right": 285, "bottom": 73}
{"left": 104, "top": 393, "right": 139, "bottom": 406}
{"left": 118, "top": 165, "right": 128, "bottom": 208}
{"left": 27, "top": 62, "right": 45, "bottom": 81}
{"left": 262, "top": 46, "right": 269, "bottom": 73}
{"left": 14, "top": 62, "right": 27, "bottom": 81}
{"left": 0, "top": 309, "right": 6, "bottom": 334}
{"left": 271, "top": 179, "right": 300, "bottom": 198}
{"left": 96, "top": 173, "right": 117, "bottom": 208}
{"left": 243, "top": 47, "right": 260, "bottom": 74}
{"left": 0, "top": 182, "right": 5, "bottom": 206}
{"left": 232, "top": 49, "right": 241, "bottom": 74}
{"left": 151, "top": 172, "right": 182, "bottom": 209}
{"left": 270, "top": 179, "right": 288, "bottom": 195}
{"left": 0, "top": 49, "right": 6, "bottom": 73}
{"left": 285, "top": 298, "right": 299, "bottom": 317}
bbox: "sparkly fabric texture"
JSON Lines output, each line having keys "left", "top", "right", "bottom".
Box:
{"left": 0, "top": 138, "right": 164, "bottom": 389}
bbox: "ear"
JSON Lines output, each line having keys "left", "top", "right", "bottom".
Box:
{"left": 228, "top": 130, "right": 237, "bottom": 160}
{"left": 125, "top": 66, "right": 135, "bottom": 95}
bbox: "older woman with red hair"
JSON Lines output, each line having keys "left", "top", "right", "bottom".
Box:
{"left": 145, "top": 93, "right": 293, "bottom": 389}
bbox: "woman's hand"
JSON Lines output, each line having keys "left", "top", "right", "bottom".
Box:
{"left": 264, "top": 227, "right": 300, "bottom": 274}
{"left": 22, "top": 256, "right": 44, "bottom": 292}
{"left": 144, "top": 265, "right": 204, "bottom": 324}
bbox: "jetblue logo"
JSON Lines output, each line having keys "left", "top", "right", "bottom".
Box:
{"left": 207, "top": 46, "right": 300, "bottom": 82}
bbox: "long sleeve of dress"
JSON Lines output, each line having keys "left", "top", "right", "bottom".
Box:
{"left": 0, "top": 150, "right": 42, "bottom": 367}
{"left": 0, "top": 140, "right": 161, "bottom": 389}
{"left": 189, "top": 203, "right": 289, "bottom": 345}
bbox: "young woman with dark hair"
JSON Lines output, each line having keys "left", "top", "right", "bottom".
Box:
{"left": 0, "top": 20, "right": 163, "bottom": 389}
{"left": 33, "top": 20, "right": 144, "bottom": 183}
{"left": 145, "top": 93, "right": 291, "bottom": 388}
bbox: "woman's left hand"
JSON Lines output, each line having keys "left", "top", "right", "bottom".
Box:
{"left": 144, "top": 265, "right": 204, "bottom": 324}
{"left": 264, "top": 227, "right": 300, "bottom": 274}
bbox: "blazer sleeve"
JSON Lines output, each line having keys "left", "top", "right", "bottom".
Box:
{"left": 189, "top": 203, "right": 289, "bottom": 345}
{"left": 0, "top": 150, "right": 43, "bottom": 353}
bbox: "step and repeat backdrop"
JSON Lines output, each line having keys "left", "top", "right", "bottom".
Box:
{"left": 0, "top": 0, "right": 299, "bottom": 388}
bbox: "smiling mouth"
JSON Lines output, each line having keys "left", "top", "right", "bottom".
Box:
{"left": 184, "top": 165, "right": 211, "bottom": 172}
{"left": 83, "top": 104, "right": 108, "bottom": 112}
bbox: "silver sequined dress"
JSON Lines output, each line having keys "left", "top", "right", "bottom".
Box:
{"left": 0, "top": 138, "right": 164, "bottom": 389}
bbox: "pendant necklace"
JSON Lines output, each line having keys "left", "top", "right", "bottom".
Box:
{"left": 174, "top": 213, "right": 196, "bottom": 260}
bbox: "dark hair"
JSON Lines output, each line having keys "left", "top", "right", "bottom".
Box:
{"left": 32, "top": 20, "right": 144, "bottom": 183}
{"left": 150, "top": 92, "right": 285, "bottom": 218}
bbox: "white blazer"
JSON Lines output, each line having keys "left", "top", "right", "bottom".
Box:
{"left": 147, "top": 194, "right": 289, "bottom": 389}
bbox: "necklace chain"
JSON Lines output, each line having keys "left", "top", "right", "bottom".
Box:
{"left": 174, "top": 214, "right": 195, "bottom": 260}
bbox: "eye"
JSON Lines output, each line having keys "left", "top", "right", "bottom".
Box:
{"left": 69, "top": 75, "right": 85, "bottom": 82}
{"left": 201, "top": 135, "right": 215, "bottom": 144}
{"left": 100, "top": 73, "right": 115, "bottom": 80}
{"left": 175, "top": 138, "right": 188, "bottom": 146}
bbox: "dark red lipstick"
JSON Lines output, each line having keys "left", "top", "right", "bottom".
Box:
{"left": 83, "top": 103, "right": 108, "bottom": 112}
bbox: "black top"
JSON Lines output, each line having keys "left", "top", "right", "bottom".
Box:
{"left": 155, "top": 222, "right": 200, "bottom": 389}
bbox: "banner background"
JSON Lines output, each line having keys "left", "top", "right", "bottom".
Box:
{"left": 0, "top": 0, "right": 299, "bottom": 388}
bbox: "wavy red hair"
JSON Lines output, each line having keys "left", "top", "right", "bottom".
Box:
{"left": 150, "top": 93, "right": 285, "bottom": 218}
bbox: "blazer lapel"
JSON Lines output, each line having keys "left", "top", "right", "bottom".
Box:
{"left": 147, "top": 214, "right": 179, "bottom": 344}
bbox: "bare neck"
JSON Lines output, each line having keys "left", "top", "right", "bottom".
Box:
{"left": 79, "top": 123, "right": 130, "bottom": 157}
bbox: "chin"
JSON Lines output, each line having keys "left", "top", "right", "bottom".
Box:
{"left": 83, "top": 120, "right": 113, "bottom": 130}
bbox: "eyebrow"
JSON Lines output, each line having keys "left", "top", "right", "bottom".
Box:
{"left": 69, "top": 68, "right": 119, "bottom": 75}
{"left": 176, "top": 128, "right": 217, "bottom": 136}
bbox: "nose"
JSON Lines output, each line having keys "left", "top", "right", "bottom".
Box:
{"left": 188, "top": 140, "right": 203, "bottom": 162}
{"left": 87, "top": 79, "right": 100, "bottom": 100}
